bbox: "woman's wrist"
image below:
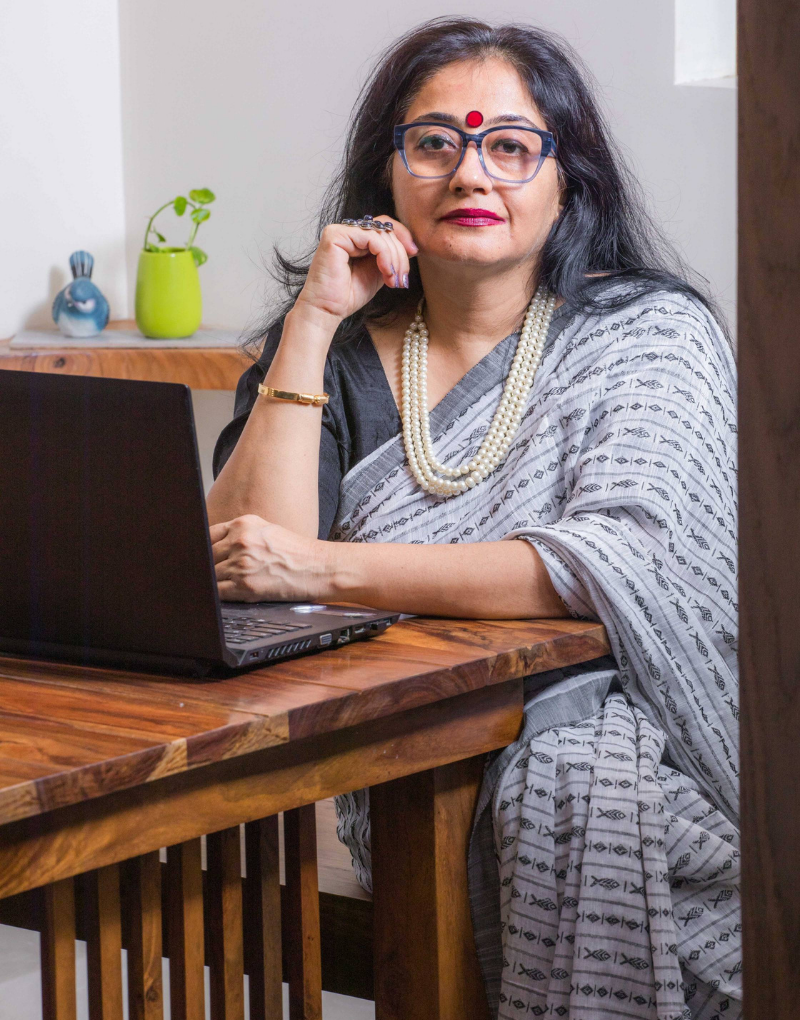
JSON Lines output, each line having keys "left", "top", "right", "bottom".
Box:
{"left": 284, "top": 299, "right": 342, "bottom": 347}
{"left": 318, "top": 541, "right": 367, "bottom": 603}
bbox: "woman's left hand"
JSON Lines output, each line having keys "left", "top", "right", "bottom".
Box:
{"left": 211, "top": 515, "right": 333, "bottom": 602}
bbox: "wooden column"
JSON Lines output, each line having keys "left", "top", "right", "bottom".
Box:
{"left": 124, "top": 852, "right": 164, "bottom": 1020}
{"left": 371, "top": 755, "right": 490, "bottom": 1020}
{"left": 739, "top": 0, "right": 800, "bottom": 1015}
{"left": 41, "top": 878, "right": 77, "bottom": 1020}
{"left": 166, "top": 839, "right": 205, "bottom": 1020}
{"left": 284, "top": 805, "right": 322, "bottom": 1020}
{"left": 83, "top": 865, "right": 124, "bottom": 1020}
{"left": 206, "top": 827, "right": 245, "bottom": 1020}
{"left": 244, "top": 817, "right": 283, "bottom": 1020}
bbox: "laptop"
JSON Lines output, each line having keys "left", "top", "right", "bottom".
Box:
{"left": 0, "top": 371, "right": 399, "bottom": 676}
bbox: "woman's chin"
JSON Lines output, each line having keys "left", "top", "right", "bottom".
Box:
{"left": 423, "top": 242, "right": 518, "bottom": 269}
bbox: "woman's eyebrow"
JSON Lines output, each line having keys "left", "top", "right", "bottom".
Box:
{"left": 410, "top": 111, "right": 542, "bottom": 129}
{"left": 411, "top": 111, "right": 459, "bottom": 124}
{"left": 485, "top": 113, "right": 539, "bottom": 128}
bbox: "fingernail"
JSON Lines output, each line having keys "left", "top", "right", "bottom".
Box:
{"left": 394, "top": 268, "right": 401, "bottom": 288}
{"left": 403, "top": 272, "right": 409, "bottom": 288}
{"left": 409, "top": 241, "right": 419, "bottom": 254}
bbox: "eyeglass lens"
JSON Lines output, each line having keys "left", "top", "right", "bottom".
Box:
{"left": 402, "top": 125, "right": 544, "bottom": 181}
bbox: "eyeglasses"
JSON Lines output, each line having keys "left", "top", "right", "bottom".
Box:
{"left": 393, "top": 122, "right": 558, "bottom": 184}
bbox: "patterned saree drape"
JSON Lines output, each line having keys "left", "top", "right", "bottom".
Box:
{"left": 331, "top": 286, "right": 740, "bottom": 1020}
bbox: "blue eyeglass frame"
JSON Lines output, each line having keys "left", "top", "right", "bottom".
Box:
{"left": 393, "top": 121, "right": 559, "bottom": 184}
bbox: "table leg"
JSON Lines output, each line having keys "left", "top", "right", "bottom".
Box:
{"left": 41, "top": 877, "right": 77, "bottom": 1020}
{"left": 371, "top": 754, "right": 491, "bottom": 1020}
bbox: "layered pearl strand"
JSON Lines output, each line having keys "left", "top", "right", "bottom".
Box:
{"left": 401, "top": 285, "right": 557, "bottom": 497}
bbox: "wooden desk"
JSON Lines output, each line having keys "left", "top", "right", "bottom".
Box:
{"left": 0, "top": 617, "right": 609, "bottom": 1020}
{"left": 0, "top": 320, "right": 250, "bottom": 390}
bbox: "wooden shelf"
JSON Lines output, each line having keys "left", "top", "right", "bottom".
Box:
{"left": 0, "top": 320, "right": 252, "bottom": 390}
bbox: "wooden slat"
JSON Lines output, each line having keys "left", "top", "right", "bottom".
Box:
{"left": 244, "top": 817, "right": 282, "bottom": 1020}
{"left": 0, "top": 618, "right": 608, "bottom": 827}
{"left": 0, "top": 871, "right": 376, "bottom": 1002}
{"left": 125, "top": 852, "right": 164, "bottom": 1020}
{"left": 0, "top": 680, "right": 522, "bottom": 899}
{"left": 206, "top": 827, "right": 245, "bottom": 1020}
{"left": 83, "top": 865, "right": 123, "bottom": 1020}
{"left": 371, "top": 756, "right": 490, "bottom": 1020}
{"left": 166, "top": 840, "right": 205, "bottom": 1020}
{"left": 739, "top": 0, "right": 800, "bottom": 1016}
{"left": 284, "top": 805, "right": 322, "bottom": 1020}
{"left": 41, "top": 878, "right": 77, "bottom": 1020}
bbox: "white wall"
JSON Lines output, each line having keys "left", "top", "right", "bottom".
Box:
{"left": 0, "top": 2, "right": 128, "bottom": 339}
{"left": 118, "top": 1, "right": 737, "bottom": 336}
{"left": 675, "top": 0, "right": 736, "bottom": 84}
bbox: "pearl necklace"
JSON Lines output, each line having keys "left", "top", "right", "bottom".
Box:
{"left": 401, "top": 285, "right": 557, "bottom": 497}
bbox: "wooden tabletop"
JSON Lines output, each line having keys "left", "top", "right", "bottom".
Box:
{"left": 0, "top": 320, "right": 250, "bottom": 390}
{"left": 0, "top": 617, "right": 608, "bottom": 828}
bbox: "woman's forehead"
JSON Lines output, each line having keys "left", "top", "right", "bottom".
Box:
{"left": 407, "top": 58, "right": 543, "bottom": 125}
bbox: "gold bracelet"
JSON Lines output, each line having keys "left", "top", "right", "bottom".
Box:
{"left": 257, "top": 383, "right": 329, "bottom": 406}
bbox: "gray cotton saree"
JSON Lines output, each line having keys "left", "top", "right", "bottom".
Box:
{"left": 333, "top": 283, "right": 740, "bottom": 1020}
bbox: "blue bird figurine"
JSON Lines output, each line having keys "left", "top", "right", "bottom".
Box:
{"left": 52, "top": 251, "right": 110, "bottom": 337}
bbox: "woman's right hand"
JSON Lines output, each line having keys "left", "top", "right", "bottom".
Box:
{"left": 293, "top": 216, "right": 418, "bottom": 324}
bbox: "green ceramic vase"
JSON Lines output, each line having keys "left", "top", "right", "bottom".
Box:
{"left": 135, "top": 248, "right": 202, "bottom": 338}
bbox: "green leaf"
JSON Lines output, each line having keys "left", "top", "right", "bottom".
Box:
{"left": 174, "top": 195, "right": 187, "bottom": 216}
{"left": 154, "top": 230, "right": 166, "bottom": 242}
{"left": 189, "top": 188, "right": 216, "bottom": 204}
{"left": 190, "top": 246, "right": 208, "bottom": 267}
{"left": 191, "top": 207, "right": 211, "bottom": 224}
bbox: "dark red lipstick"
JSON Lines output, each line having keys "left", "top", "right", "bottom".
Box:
{"left": 440, "top": 207, "right": 505, "bottom": 226}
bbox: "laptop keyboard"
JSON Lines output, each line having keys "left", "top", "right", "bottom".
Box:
{"left": 221, "top": 613, "right": 311, "bottom": 647}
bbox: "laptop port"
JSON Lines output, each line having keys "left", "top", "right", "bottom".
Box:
{"left": 248, "top": 649, "right": 264, "bottom": 660}
{"left": 353, "top": 624, "right": 367, "bottom": 635}
{"left": 337, "top": 628, "right": 351, "bottom": 645}
{"left": 319, "top": 633, "right": 332, "bottom": 647}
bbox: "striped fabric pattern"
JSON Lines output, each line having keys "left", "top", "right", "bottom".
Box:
{"left": 332, "top": 285, "right": 740, "bottom": 1019}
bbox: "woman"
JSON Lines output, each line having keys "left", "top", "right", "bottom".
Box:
{"left": 209, "top": 18, "right": 739, "bottom": 1020}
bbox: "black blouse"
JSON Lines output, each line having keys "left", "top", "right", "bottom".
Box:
{"left": 212, "top": 322, "right": 402, "bottom": 539}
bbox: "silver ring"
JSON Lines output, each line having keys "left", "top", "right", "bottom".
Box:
{"left": 341, "top": 215, "right": 394, "bottom": 232}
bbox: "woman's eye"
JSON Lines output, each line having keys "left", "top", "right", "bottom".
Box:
{"left": 417, "top": 134, "right": 456, "bottom": 151}
{"left": 492, "top": 140, "right": 527, "bottom": 155}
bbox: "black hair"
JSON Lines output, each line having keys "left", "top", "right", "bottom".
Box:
{"left": 245, "top": 16, "right": 730, "bottom": 354}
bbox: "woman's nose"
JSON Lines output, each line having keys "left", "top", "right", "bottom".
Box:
{"left": 449, "top": 141, "right": 492, "bottom": 193}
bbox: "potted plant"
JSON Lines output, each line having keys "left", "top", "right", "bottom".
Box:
{"left": 135, "top": 188, "right": 216, "bottom": 338}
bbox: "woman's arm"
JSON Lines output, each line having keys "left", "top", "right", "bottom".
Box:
{"left": 206, "top": 218, "right": 416, "bottom": 537}
{"left": 211, "top": 516, "right": 569, "bottom": 619}
{"left": 205, "top": 303, "right": 337, "bottom": 536}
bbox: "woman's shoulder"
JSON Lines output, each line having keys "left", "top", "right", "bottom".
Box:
{"left": 559, "top": 277, "right": 731, "bottom": 358}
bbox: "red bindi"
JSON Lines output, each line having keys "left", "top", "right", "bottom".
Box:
{"left": 465, "top": 110, "right": 483, "bottom": 128}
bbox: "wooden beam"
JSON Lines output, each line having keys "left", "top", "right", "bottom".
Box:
{"left": 739, "top": 0, "right": 800, "bottom": 1014}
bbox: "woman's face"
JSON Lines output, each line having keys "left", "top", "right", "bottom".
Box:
{"left": 392, "top": 57, "right": 564, "bottom": 273}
